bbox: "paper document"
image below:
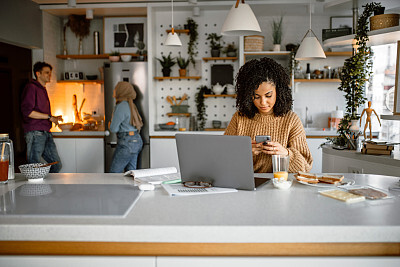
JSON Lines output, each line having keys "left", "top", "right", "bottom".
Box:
{"left": 162, "top": 184, "right": 238, "bottom": 196}
{"left": 124, "top": 167, "right": 180, "bottom": 184}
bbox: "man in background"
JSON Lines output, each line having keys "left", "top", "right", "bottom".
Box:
{"left": 21, "top": 61, "right": 63, "bottom": 172}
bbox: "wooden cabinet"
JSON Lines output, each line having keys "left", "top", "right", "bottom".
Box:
{"left": 54, "top": 137, "right": 104, "bottom": 173}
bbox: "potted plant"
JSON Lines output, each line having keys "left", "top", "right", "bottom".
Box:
{"left": 271, "top": 16, "right": 283, "bottom": 51}
{"left": 223, "top": 42, "right": 237, "bottom": 57}
{"left": 177, "top": 56, "right": 190, "bottom": 77}
{"left": 195, "top": 85, "right": 211, "bottom": 130}
{"left": 186, "top": 18, "right": 199, "bottom": 67}
{"left": 328, "top": 2, "right": 382, "bottom": 147}
{"left": 207, "top": 33, "right": 223, "bottom": 57}
{"left": 136, "top": 41, "right": 147, "bottom": 61}
{"left": 109, "top": 50, "right": 120, "bottom": 62}
{"left": 66, "top": 15, "right": 91, "bottom": 55}
{"left": 157, "top": 54, "right": 176, "bottom": 77}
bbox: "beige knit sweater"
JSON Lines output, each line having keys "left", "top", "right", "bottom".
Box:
{"left": 224, "top": 111, "right": 313, "bottom": 173}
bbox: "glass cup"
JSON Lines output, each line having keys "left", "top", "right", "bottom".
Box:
{"left": 0, "top": 154, "right": 9, "bottom": 184}
{"left": 272, "top": 154, "right": 289, "bottom": 181}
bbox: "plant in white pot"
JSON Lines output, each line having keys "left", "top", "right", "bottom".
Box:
{"left": 177, "top": 56, "right": 190, "bottom": 77}
{"left": 223, "top": 42, "right": 237, "bottom": 57}
{"left": 271, "top": 16, "right": 283, "bottom": 51}
{"left": 207, "top": 33, "right": 223, "bottom": 57}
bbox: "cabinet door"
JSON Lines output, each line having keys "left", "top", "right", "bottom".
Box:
{"left": 150, "top": 138, "right": 179, "bottom": 169}
{"left": 306, "top": 138, "right": 325, "bottom": 173}
{"left": 54, "top": 138, "right": 76, "bottom": 173}
{"left": 75, "top": 138, "right": 104, "bottom": 173}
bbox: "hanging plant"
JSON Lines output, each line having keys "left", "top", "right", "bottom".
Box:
{"left": 329, "top": 2, "right": 382, "bottom": 146}
{"left": 195, "top": 85, "right": 211, "bottom": 130}
{"left": 186, "top": 18, "right": 199, "bottom": 67}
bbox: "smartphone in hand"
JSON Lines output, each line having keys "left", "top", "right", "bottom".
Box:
{"left": 255, "top": 135, "right": 271, "bottom": 145}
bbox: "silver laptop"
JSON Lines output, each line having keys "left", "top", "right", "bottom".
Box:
{"left": 175, "top": 134, "right": 269, "bottom": 190}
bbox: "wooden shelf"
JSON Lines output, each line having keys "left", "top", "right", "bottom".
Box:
{"left": 203, "top": 94, "right": 236, "bottom": 98}
{"left": 154, "top": 76, "right": 201, "bottom": 81}
{"left": 166, "top": 29, "right": 190, "bottom": 34}
{"left": 167, "top": 113, "right": 191, "bottom": 117}
{"left": 244, "top": 51, "right": 291, "bottom": 56}
{"left": 202, "top": 57, "right": 237, "bottom": 62}
{"left": 56, "top": 53, "right": 141, "bottom": 59}
{"left": 324, "top": 51, "right": 352, "bottom": 56}
{"left": 57, "top": 80, "right": 104, "bottom": 84}
{"left": 294, "top": 79, "right": 341, "bottom": 83}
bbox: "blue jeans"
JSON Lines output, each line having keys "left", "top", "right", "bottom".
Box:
{"left": 24, "top": 131, "right": 62, "bottom": 173}
{"left": 110, "top": 132, "right": 143, "bottom": 173}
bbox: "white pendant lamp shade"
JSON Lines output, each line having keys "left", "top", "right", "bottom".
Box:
{"left": 295, "top": 30, "right": 326, "bottom": 60}
{"left": 164, "top": 0, "right": 182, "bottom": 46}
{"left": 221, "top": 1, "right": 261, "bottom": 36}
{"left": 165, "top": 31, "right": 182, "bottom": 46}
{"left": 295, "top": 3, "right": 326, "bottom": 60}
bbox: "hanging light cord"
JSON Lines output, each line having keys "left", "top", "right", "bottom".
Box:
{"left": 171, "top": 0, "right": 175, "bottom": 34}
{"left": 309, "top": 2, "right": 312, "bottom": 30}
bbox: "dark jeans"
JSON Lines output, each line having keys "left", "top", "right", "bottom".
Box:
{"left": 110, "top": 132, "right": 143, "bottom": 173}
{"left": 24, "top": 131, "right": 62, "bottom": 173}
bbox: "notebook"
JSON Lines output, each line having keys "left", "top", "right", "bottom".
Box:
{"left": 175, "top": 134, "right": 269, "bottom": 190}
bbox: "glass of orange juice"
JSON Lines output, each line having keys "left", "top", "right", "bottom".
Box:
{"left": 272, "top": 155, "right": 289, "bottom": 181}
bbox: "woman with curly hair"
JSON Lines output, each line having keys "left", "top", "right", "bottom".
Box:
{"left": 224, "top": 57, "right": 312, "bottom": 173}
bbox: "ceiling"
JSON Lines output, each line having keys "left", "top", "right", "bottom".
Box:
{"left": 31, "top": 0, "right": 400, "bottom": 18}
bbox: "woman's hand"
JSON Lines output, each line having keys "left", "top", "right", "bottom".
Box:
{"left": 261, "top": 141, "right": 289, "bottom": 156}
{"left": 251, "top": 140, "right": 263, "bottom": 155}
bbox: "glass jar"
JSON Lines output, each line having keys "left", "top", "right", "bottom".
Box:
{"left": 0, "top": 133, "right": 14, "bottom": 183}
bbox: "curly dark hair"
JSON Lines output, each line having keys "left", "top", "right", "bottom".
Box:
{"left": 235, "top": 57, "right": 292, "bottom": 118}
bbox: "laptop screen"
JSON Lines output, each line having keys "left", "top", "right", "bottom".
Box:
{"left": 175, "top": 134, "right": 257, "bottom": 190}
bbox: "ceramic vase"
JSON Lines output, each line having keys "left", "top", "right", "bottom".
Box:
{"left": 179, "top": 69, "right": 187, "bottom": 77}
{"left": 78, "top": 38, "right": 83, "bottom": 55}
{"left": 109, "top": 56, "right": 120, "bottom": 62}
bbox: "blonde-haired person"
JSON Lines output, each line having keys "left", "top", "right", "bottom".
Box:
{"left": 224, "top": 57, "right": 312, "bottom": 173}
{"left": 109, "top": 82, "right": 143, "bottom": 173}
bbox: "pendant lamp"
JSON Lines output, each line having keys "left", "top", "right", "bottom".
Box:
{"left": 295, "top": 3, "right": 326, "bottom": 60}
{"left": 221, "top": 0, "right": 261, "bottom": 36}
{"left": 164, "top": 0, "right": 182, "bottom": 46}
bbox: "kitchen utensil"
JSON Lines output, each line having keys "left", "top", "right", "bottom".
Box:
{"left": 212, "top": 83, "right": 224, "bottom": 95}
{"left": 58, "top": 123, "right": 73, "bottom": 131}
{"left": 173, "top": 96, "right": 177, "bottom": 105}
{"left": 121, "top": 55, "right": 132, "bottom": 62}
{"left": 166, "top": 96, "right": 174, "bottom": 105}
{"left": 178, "top": 93, "right": 187, "bottom": 105}
{"left": 79, "top": 98, "right": 86, "bottom": 116}
{"left": 159, "top": 123, "right": 176, "bottom": 130}
{"left": 86, "top": 75, "right": 98, "bottom": 80}
{"left": 34, "top": 161, "right": 59, "bottom": 168}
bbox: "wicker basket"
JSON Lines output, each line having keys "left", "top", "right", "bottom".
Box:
{"left": 370, "top": 14, "right": 399, "bottom": 31}
{"left": 244, "top": 35, "right": 264, "bottom": 52}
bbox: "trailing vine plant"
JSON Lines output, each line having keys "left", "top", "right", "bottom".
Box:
{"left": 330, "top": 2, "right": 382, "bottom": 146}
{"left": 195, "top": 85, "right": 210, "bottom": 130}
{"left": 186, "top": 18, "right": 199, "bottom": 68}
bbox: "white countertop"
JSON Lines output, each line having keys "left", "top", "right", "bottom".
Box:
{"left": 1, "top": 173, "right": 399, "bottom": 244}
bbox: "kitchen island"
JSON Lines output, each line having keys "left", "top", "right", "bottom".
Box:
{"left": 1, "top": 173, "right": 399, "bottom": 266}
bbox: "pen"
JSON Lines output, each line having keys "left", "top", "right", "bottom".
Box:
{"left": 162, "top": 179, "right": 182, "bottom": 184}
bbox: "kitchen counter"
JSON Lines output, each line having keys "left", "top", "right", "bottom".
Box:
{"left": 52, "top": 131, "right": 105, "bottom": 137}
{"left": 151, "top": 128, "right": 338, "bottom": 137}
{"left": 1, "top": 173, "right": 399, "bottom": 257}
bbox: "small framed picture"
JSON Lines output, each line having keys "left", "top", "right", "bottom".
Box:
{"left": 330, "top": 16, "right": 353, "bottom": 29}
{"left": 103, "top": 16, "right": 147, "bottom": 54}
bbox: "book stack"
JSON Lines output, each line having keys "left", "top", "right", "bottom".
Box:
{"left": 361, "top": 141, "right": 395, "bottom": 155}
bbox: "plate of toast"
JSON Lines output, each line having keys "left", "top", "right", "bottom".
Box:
{"left": 294, "top": 171, "right": 355, "bottom": 188}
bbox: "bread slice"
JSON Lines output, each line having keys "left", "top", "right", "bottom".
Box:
{"left": 295, "top": 175, "right": 319, "bottom": 184}
{"left": 297, "top": 171, "right": 318, "bottom": 179}
{"left": 319, "top": 174, "right": 344, "bottom": 184}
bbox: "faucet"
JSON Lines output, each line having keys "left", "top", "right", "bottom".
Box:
{"left": 305, "top": 106, "right": 313, "bottom": 128}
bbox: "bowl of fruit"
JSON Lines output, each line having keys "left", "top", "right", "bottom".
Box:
{"left": 159, "top": 121, "right": 176, "bottom": 130}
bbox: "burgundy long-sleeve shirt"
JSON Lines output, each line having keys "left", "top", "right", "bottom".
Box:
{"left": 21, "top": 80, "right": 52, "bottom": 133}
